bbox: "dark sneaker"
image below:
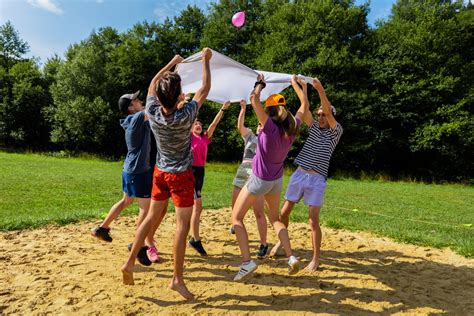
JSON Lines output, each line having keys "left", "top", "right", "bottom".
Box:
{"left": 189, "top": 238, "right": 208, "bottom": 256}
{"left": 230, "top": 226, "right": 235, "bottom": 234}
{"left": 128, "top": 243, "right": 152, "bottom": 266}
{"left": 137, "top": 246, "right": 152, "bottom": 266}
{"left": 91, "top": 226, "right": 112, "bottom": 242}
{"left": 256, "top": 244, "right": 268, "bottom": 259}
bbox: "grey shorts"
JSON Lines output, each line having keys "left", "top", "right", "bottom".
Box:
{"left": 285, "top": 169, "right": 327, "bottom": 206}
{"left": 246, "top": 174, "right": 283, "bottom": 196}
{"left": 233, "top": 161, "right": 253, "bottom": 188}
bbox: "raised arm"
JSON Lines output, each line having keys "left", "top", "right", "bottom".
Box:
{"left": 148, "top": 54, "right": 183, "bottom": 97}
{"left": 313, "top": 78, "right": 337, "bottom": 129}
{"left": 249, "top": 73, "right": 268, "bottom": 126}
{"left": 237, "top": 100, "right": 250, "bottom": 137}
{"left": 291, "top": 75, "right": 309, "bottom": 125}
{"left": 207, "top": 101, "right": 230, "bottom": 139}
{"left": 193, "top": 48, "right": 212, "bottom": 108}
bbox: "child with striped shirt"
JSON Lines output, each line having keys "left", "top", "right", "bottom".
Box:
{"left": 270, "top": 78, "right": 343, "bottom": 272}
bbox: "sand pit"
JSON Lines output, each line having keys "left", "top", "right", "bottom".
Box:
{"left": 1, "top": 208, "right": 473, "bottom": 314}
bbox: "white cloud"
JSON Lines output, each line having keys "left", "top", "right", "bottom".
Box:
{"left": 27, "top": 0, "right": 63, "bottom": 15}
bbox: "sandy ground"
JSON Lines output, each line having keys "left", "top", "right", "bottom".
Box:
{"left": 1, "top": 207, "right": 473, "bottom": 315}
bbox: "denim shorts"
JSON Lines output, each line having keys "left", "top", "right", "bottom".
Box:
{"left": 285, "top": 169, "right": 327, "bottom": 206}
{"left": 122, "top": 169, "right": 153, "bottom": 198}
{"left": 246, "top": 174, "right": 283, "bottom": 196}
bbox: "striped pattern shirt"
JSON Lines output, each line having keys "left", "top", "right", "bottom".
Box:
{"left": 294, "top": 122, "right": 343, "bottom": 178}
{"left": 146, "top": 95, "right": 199, "bottom": 173}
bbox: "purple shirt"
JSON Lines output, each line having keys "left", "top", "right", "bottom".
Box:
{"left": 252, "top": 118, "right": 300, "bottom": 181}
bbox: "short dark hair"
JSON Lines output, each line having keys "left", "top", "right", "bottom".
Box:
{"left": 157, "top": 72, "right": 182, "bottom": 109}
{"left": 118, "top": 97, "right": 132, "bottom": 115}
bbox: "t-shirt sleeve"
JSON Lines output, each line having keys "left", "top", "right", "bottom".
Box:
{"left": 146, "top": 95, "right": 160, "bottom": 120}
{"left": 263, "top": 118, "right": 277, "bottom": 134}
{"left": 203, "top": 132, "right": 211, "bottom": 145}
{"left": 330, "top": 122, "right": 343, "bottom": 140}
{"left": 182, "top": 100, "right": 199, "bottom": 122}
{"left": 242, "top": 129, "right": 253, "bottom": 143}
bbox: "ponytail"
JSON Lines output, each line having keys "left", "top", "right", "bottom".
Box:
{"left": 265, "top": 106, "right": 299, "bottom": 137}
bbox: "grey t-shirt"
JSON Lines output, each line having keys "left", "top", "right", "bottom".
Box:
{"left": 146, "top": 95, "right": 199, "bottom": 173}
{"left": 120, "top": 111, "right": 151, "bottom": 174}
{"left": 241, "top": 130, "right": 258, "bottom": 161}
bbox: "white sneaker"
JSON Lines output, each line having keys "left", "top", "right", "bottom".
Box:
{"left": 288, "top": 255, "right": 300, "bottom": 275}
{"left": 234, "top": 260, "right": 257, "bottom": 281}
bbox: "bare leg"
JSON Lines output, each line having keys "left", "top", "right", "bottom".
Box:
{"left": 265, "top": 195, "right": 293, "bottom": 258}
{"left": 121, "top": 199, "right": 168, "bottom": 285}
{"left": 231, "top": 186, "right": 258, "bottom": 262}
{"left": 231, "top": 186, "right": 241, "bottom": 209}
{"left": 168, "top": 205, "right": 194, "bottom": 300}
{"left": 270, "top": 200, "right": 295, "bottom": 257}
{"left": 303, "top": 206, "right": 321, "bottom": 272}
{"left": 191, "top": 198, "right": 203, "bottom": 240}
{"left": 135, "top": 197, "right": 154, "bottom": 246}
{"left": 252, "top": 196, "right": 267, "bottom": 245}
{"left": 147, "top": 199, "right": 168, "bottom": 246}
{"left": 100, "top": 193, "right": 134, "bottom": 228}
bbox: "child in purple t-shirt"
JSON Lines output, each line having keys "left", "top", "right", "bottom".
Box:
{"left": 231, "top": 74, "right": 310, "bottom": 281}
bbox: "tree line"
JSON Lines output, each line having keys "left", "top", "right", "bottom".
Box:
{"left": 0, "top": 0, "right": 472, "bottom": 181}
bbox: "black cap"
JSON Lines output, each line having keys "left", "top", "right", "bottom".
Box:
{"left": 118, "top": 90, "right": 140, "bottom": 115}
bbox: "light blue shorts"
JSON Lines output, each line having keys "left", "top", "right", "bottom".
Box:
{"left": 246, "top": 174, "right": 283, "bottom": 196}
{"left": 285, "top": 169, "right": 326, "bottom": 207}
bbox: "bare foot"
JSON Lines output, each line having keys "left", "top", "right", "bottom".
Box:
{"left": 269, "top": 242, "right": 282, "bottom": 258}
{"left": 121, "top": 265, "right": 134, "bottom": 285}
{"left": 303, "top": 260, "right": 320, "bottom": 272}
{"left": 169, "top": 279, "right": 195, "bottom": 301}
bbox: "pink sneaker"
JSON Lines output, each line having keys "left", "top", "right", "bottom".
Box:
{"left": 147, "top": 245, "right": 159, "bottom": 263}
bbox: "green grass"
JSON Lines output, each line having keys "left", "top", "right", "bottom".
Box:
{"left": 1, "top": 151, "right": 473, "bottom": 257}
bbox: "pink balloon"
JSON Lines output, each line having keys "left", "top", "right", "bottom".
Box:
{"left": 232, "top": 11, "right": 246, "bottom": 28}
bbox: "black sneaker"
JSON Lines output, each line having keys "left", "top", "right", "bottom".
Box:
{"left": 256, "top": 244, "right": 268, "bottom": 259}
{"left": 137, "top": 246, "right": 152, "bottom": 266}
{"left": 91, "top": 226, "right": 112, "bottom": 242}
{"left": 189, "top": 238, "right": 208, "bottom": 256}
{"left": 230, "top": 226, "right": 235, "bottom": 234}
{"left": 128, "top": 243, "right": 152, "bottom": 266}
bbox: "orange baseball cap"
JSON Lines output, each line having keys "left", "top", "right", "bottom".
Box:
{"left": 265, "top": 93, "right": 286, "bottom": 108}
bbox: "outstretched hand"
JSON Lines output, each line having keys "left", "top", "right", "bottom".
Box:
{"left": 172, "top": 54, "right": 184, "bottom": 65}
{"left": 312, "top": 78, "right": 324, "bottom": 92}
{"left": 202, "top": 48, "right": 212, "bottom": 61}
{"left": 222, "top": 101, "right": 231, "bottom": 110}
{"left": 257, "top": 73, "right": 265, "bottom": 82}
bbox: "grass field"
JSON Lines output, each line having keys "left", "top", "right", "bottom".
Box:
{"left": 0, "top": 152, "right": 473, "bottom": 257}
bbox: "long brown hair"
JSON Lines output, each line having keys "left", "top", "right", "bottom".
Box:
{"left": 265, "top": 106, "right": 299, "bottom": 137}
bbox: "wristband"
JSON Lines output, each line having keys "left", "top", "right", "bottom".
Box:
{"left": 254, "top": 80, "right": 266, "bottom": 89}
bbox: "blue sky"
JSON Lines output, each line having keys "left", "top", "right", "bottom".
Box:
{"left": 0, "top": 0, "right": 414, "bottom": 63}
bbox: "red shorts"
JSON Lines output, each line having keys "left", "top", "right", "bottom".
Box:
{"left": 151, "top": 166, "right": 195, "bottom": 208}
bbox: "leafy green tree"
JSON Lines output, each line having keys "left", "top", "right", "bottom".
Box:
{"left": 256, "top": 0, "right": 372, "bottom": 173}
{"left": 0, "top": 21, "right": 29, "bottom": 71}
{"left": 369, "top": 0, "right": 473, "bottom": 179}
{"left": 0, "top": 60, "right": 50, "bottom": 146}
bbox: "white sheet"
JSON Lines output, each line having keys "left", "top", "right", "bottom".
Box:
{"left": 175, "top": 49, "right": 313, "bottom": 104}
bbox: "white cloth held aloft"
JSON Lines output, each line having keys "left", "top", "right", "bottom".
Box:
{"left": 175, "top": 49, "right": 314, "bottom": 104}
